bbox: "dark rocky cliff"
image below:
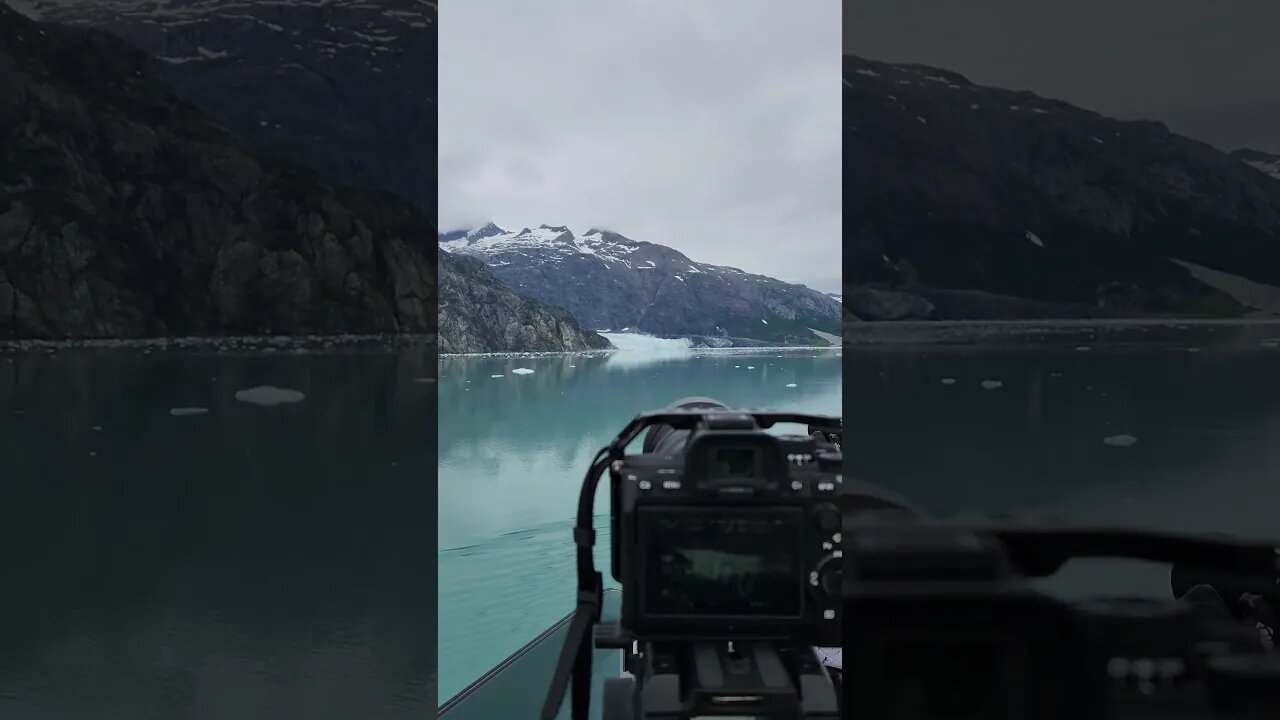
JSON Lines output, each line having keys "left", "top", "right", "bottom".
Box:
{"left": 844, "top": 55, "right": 1280, "bottom": 320}
{"left": 0, "top": 4, "right": 435, "bottom": 339}
{"left": 437, "top": 250, "right": 611, "bottom": 354}
{"left": 12, "top": 0, "right": 435, "bottom": 213}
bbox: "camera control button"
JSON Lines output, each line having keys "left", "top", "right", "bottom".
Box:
{"left": 815, "top": 555, "right": 843, "bottom": 597}
{"left": 814, "top": 504, "right": 839, "bottom": 532}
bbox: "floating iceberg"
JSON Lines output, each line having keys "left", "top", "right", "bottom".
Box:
{"left": 234, "top": 386, "right": 306, "bottom": 406}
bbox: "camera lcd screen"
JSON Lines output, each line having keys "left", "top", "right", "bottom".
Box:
{"left": 642, "top": 507, "right": 803, "bottom": 618}
{"left": 708, "top": 446, "right": 757, "bottom": 480}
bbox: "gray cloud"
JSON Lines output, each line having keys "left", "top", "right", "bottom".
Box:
{"left": 440, "top": 0, "right": 841, "bottom": 293}
{"left": 845, "top": 0, "right": 1280, "bottom": 154}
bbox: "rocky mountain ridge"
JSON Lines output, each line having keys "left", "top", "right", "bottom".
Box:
{"left": 8, "top": 0, "right": 436, "bottom": 213}
{"left": 441, "top": 223, "right": 841, "bottom": 346}
{"left": 437, "top": 249, "right": 610, "bottom": 353}
{"left": 0, "top": 2, "right": 435, "bottom": 338}
{"left": 843, "top": 54, "right": 1280, "bottom": 321}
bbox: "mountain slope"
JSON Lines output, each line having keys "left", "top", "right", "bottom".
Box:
{"left": 437, "top": 250, "right": 611, "bottom": 353}
{"left": 0, "top": 3, "right": 433, "bottom": 338}
{"left": 1231, "top": 148, "right": 1280, "bottom": 181}
{"left": 441, "top": 223, "right": 841, "bottom": 346}
{"left": 9, "top": 0, "right": 435, "bottom": 213}
{"left": 843, "top": 55, "right": 1280, "bottom": 320}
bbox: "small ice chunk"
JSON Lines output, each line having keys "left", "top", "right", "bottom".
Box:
{"left": 981, "top": 380, "right": 1003, "bottom": 390}
{"left": 785, "top": 383, "right": 798, "bottom": 388}
{"left": 92, "top": 425, "right": 102, "bottom": 431}
{"left": 917, "top": 115, "right": 927, "bottom": 124}
{"left": 734, "top": 365, "right": 741, "bottom": 368}
{"left": 761, "top": 319, "right": 769, "bottom": 325}
{"left": 1025, "top": 230, "right": 1044, "bottom": 247}
{"left": 1076, "top": 346, "right": 1092, "bottom": 352}
{"left": 747, "top": 366, "right": 755, "bottom": 370}
{"left": 1049, "top": 372, "right": 1063, "bottom": 377}
{"left": 511, "top": 368, "right": 535, "bottom": 375}
{"left": 568, "top": 364, "right": 576, "bottom": 368}
{"left": 169, "top": 407, "right": 209, "bottom": 416}
{"left": 234, "top": 386, "right": 306, "bottom": 406}
{"left": 1103, "top": 434, "right": 1138, "bottom": 447}
{"left": 1187, "top": 347, "right": 1201, "bottom": 353}
{"left": 940, "top": 378, "right": 957, "bottom": 385}
{"left": 490, "top": 374, "right": 505, "bottom": 378}
{"left": 88, "top": 451, "right": 97, "bottom": 457}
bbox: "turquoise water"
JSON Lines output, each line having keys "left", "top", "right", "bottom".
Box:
{"left": 435, "top": 345, "right": 841, "bottom": 701}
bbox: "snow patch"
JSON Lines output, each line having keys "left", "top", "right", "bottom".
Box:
{"left": 1169, "top": 258, "right": 1280, "bottom": 315}
{"left": 1025, "top": 230, "right": 1044, "bottom": 247}
{"left": 809, "top": 328, "right": 840, "bottom": 345}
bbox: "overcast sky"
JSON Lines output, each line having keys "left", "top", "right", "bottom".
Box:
{"left": 845, "top": 0, "right": 1280, "bottom": 154}
{"left": 439, "top": 0, "right": 841, "bottom": 294}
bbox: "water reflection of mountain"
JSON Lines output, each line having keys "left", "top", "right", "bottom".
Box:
{"left": 438, "top": 352, "right": 842, "bottom": 461}
{"left": 0, "top": 346, "right": 438, "bottom": 718}
{"left": 842, "top": 345, "right": 1280, "bottom": 536}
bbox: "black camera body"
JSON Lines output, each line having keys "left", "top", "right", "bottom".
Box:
{"left": 841, "top": 515, "right": 1280, "bottom": 720}
{"left": 610, "top": 410, "right": 843, "bottom": 648}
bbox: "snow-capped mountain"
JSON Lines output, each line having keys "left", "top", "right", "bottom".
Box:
{"left": 6, "top": 0, "right": 435, "bottom": 211}
{"left": 1231, "top": 148, "right": 1280, "bottom": 181}
{"left": 440, "top": 224, "right": 841, "bottom": 346}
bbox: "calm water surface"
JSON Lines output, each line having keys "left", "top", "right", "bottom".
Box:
{"left": 0, "top": 343, "right": 437, "bottom": 720}
{"left": 843, "top": 325, "right": 1280, "bottom": 598}
{"left": 436, "top": 346, "right": 842, "bottom": 701}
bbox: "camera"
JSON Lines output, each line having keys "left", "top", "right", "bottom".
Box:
{"left": 841, "top": 513, "right": 1280, "bottom": 719}
{"left": 611, "top": 397, "right": 843, "bottom": 647}
{"left": 541, "top": 399, "right": 843, "bottom": 720}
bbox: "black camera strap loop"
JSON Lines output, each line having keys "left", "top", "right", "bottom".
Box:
{"left": 543, "top": 448, "right": 612, "bottom": 720}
